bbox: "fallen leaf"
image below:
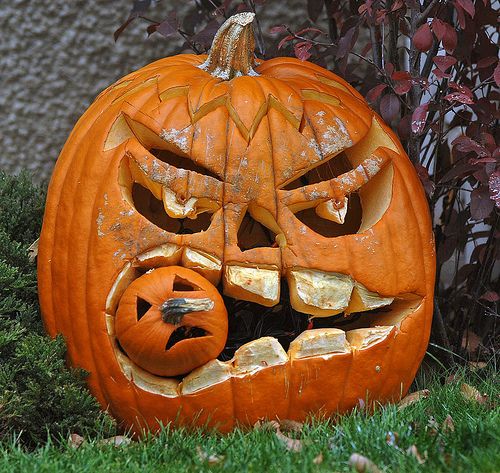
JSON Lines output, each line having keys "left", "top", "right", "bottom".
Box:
{"left": 27, "top": 238, "right": 39, "bottom": 263}
{"left": 442, "top": 414, "right": 455, "bottom": 433}
{"left": 406, "top": 444, "right": 426, "bottom": 464}
{"left": 68, "top": 433, "right": 85, "bottom": 449}
{"left": 427, "top": 416, "right": 439, "bottom": 436}
{"left": 461, "top": 383, "right": 488, "bottom": 404}
{"left": 468, "top": 361, "right": 487, "bottom": 371}
{"left": 348, "top": 453, "right": 382, "bottom": 472}
{"left": 256, "top": 419, "right": 305, "bottom": 452}
{"left": 196, "top": 446, "right": 225, "bottom": 465}
{"left": 398, "top": 389, "right": 430, "bottom": 410}
{"left": 99, "top": 435, "right": 132, "bottom": 447}
{"left": 385, "top": 431, "right": 399, "bottom": 447}
{"left": 313, "top": 452, "right": 324, "bottom": 464}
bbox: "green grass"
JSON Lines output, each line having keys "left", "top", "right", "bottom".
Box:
{"left": 0, "top": 366, "right": 498, "bottom": 473}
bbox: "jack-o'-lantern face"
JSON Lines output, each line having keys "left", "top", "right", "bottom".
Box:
{"left": 38, "top": 13, "right": 435, "bottom": 433}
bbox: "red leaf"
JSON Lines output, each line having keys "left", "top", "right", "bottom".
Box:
{"left": 456, "top": 0, "right": 475, "bottom": 17}
{"left": 336, "top": 27, "right": 358, "bottom": 59}
{"left": 278, "top": 35, "right": 294, "bottom": 50}
{"left": 477, "top": 57, "right": 498, "bottom": 69}
{"left": 481, "top": 291, "right": 500, "bottom": 302}
{"left": 433, "top": 68, "right": 451, "bottom": 79}
{"left": 270, "top": 25, "right": 287, "bottom": 34}
{"left": 470, "top": 186, "right": 495, "bottom": 220}
{"left": 392, "top": 71, "right": 411, "bottom": 80}
{"left": 394, "top": 80, "right": 412, "bottom": 95}
{"left": 366, "top": 84, "right": 388, "bottom": 103}
{"left": 294, "top": 41, "right": 313, "bottom": 61}
{"left": 431, "top": 19, "right": 447, "bottom": 41}
{"left": 380, "top": 94, "right": 400, "bottom": 122}
{"left": 455, "top": 5, "right": 467, "bottom": 29}
{"left": 413, "top": 23, "right": 433, "bottom": 52}
{"left": 444, "top": 93, "right": 474, "bottom": 104}
{"left": 449, "top": 82, "right": 473, "bottom": 98}
{"left": 443, "top": 24, "right": 457, "bottom": 53}
{"left": 452, "top": 136, "right": 488, "bottom": 155}
{"left": 415, "top": 164, "right": 435, "bottom": 196}
{"left": 411, "top": 103, "right": 429, "bottom": 135}
{"left": 489, "top": 171, "right": 500, "bottom": 208}
{"left": 494, "top": 62, "right": 500, "bottom": 87}
{"left": 433, "top": 56, "right": 457, "bottom": 72}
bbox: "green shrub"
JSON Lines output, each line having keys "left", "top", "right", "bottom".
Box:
{"left": 0, "top": 171, "right": 115, "bottom": 447}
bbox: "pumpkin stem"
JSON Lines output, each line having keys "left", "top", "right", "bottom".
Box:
{"left": 160, "top": 297, "right": 214, "bottom": 325}
{"left": 198, "top": 12, "right": 258, "bottom": 80}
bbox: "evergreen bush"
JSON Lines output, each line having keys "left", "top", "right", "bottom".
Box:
{"left": 0, "top": 171, "right": 115, "bottom": 447}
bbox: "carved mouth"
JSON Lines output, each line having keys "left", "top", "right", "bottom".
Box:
{"left": 105, "top": 245, "right": 423, "bottom": 396}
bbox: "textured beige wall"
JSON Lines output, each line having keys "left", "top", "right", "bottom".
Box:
{"left": 0, "top": 1, "right": 308, "bottom": 182}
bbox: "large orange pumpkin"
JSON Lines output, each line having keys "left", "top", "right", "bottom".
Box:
{"left": 38, "top": 13, "right": 435, "bottom": 433}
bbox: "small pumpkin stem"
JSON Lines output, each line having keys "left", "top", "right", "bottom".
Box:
{"left": 198, "top": 12, "right": 258, "bottom": 80}
{"left": 160, "top": 297, "right": 214, "bottom": 325}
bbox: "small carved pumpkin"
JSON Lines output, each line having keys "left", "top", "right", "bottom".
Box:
{"left": 38, "top": 13, "right": 435, "bottom": 433}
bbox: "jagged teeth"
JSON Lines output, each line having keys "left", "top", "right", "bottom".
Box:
{"left": 288, "top": 269, "right": 354, "bottom": 317}
{"left": 182, "top": 248, "right": 222, "bottom": 285}
{"left": 135, "top": 243, "right": 182, "bottom": 268}
{"left": 180, "top": 359, "right": 232, "bottom": 395}
{"left": 288, "top": 270, "right": 394, "bottom": 317}
{"left": 346, "top": 283, "right": 394, "bottom": 314}
{"left": 232, "top": 337, "right": 288, "bottom": 374}
{"left": 315, "top": 196, "right": 348, "bottom": 224}
{"left": 346, "top": 326, "right": 395, "bottom": 349}
{"left": 289, "top": 328, "right": 351, "bottom": 359}
{"left": 223, "top": 265, "right": 280, "bottom": 307}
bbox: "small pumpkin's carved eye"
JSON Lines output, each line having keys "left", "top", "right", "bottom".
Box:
{"left": 136, "top": 297, "right": 152, "bottom": 321}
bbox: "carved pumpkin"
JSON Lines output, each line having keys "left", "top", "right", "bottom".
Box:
{"left": 38, "top": 13, "right": 435, "bottom": 433}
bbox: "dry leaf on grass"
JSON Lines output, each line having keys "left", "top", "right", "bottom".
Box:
{"left": 27, "top": 238, "right": 39, "bottom": 263}
{"left": 348, "top": 453, "right": 382, "bottom": 473}
{"left": 196, "top": 446, "right": 225, "bottom": 465}
{"left": 398, "top": 389, "right": 430, "bottom": 410}
{"left": 385, "top": 431, "right": 399, "bottom": 447}
{"left": 406, "top": 444, "right": 426, "bottom": 464}
{"left": 468, "top": 361, "right": 487, "bottom": 371}
{"left": 461, "top": 383, "right": 488, "bottom": 404}
{"left": 426, "top": 416, "right": 440, "bottom": 436}
{"left": 68, "top": 433, "right": 85, "bottom": 449}
{"left": 99, "top": 435, "right": 132, "bottom": 447}
{"left": 461, "top": 330, "right": 482, "bottom": 355}
{"left": 313, "top": 452, "right": 324, "bottom": 464}
{"left": 442, "top": 414, "right": 455, "bottom": 433}
{"left": 255, "top": 419, "right": 305, "bottom": 452}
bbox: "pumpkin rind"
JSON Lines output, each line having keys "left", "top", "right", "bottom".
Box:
{"left": 38, "top": 14, "right": 435, "bottom": 433}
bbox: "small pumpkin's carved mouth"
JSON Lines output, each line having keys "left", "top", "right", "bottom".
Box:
{"left": 105, "top": 247, "right": 423, "bottom": 396}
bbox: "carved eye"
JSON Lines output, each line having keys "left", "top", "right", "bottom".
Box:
{"left": 118, "top": 133, "right": 223, "bottom": 235}
{"left": 283, "top": 153, "right": 362, "bottom": 237}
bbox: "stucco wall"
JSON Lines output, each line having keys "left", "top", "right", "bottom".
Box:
{"left": 0, "top": 1, "right": 306, "bottom": 182}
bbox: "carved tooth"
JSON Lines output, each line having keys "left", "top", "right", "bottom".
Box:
{"left": 182, "top": 248, "right": 222, "bottom": 285}
{"left": 315, "top": 196, "right": 348, "bottom": 224}
{"left": 346, "top": 282, "right": 394, "bottom": 314}
{"left": 105, "top": 262, "right": 137, "bottom": 315}
{"left": 115, "top": 347, "right": 180, "bottom": 396}
{"left": 129, "top": 158, "right": 163, "bottom": 199}
{"left": 346, "top": 326, "right": 395, "bottom": 349}
{"left": 232, "top": 337, "right": 288, "bottom": 375}
{"left": 288, "top": 269, "right": 354, "bottom": 317}
{"left": 135, "top": 243, "right": 182, "bottom": 268}
{"left": 162, "top": 187, "right": 198, "bottom": 218}
{"left": 181, "top": 359, "right": 232, "bottom": 395}
{"left": 224, "top": 266, "right": 280, "bottom": 307}
{"left": 289, "top": 328, "right": 351, "bottom": 359}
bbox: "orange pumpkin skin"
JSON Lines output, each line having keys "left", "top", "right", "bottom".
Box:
{"left": 38, "top": 14, "right": 435, "bottom": 433}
